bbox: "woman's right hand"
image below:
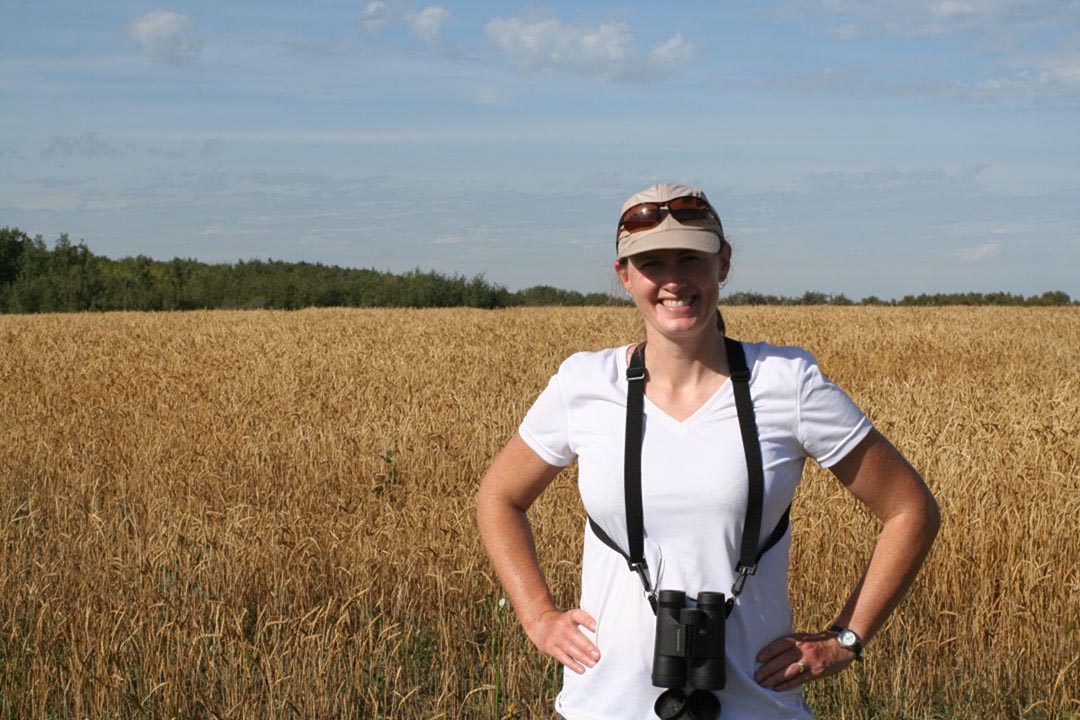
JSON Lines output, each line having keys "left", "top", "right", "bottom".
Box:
{"left": 526, "top": 607, "right": 601, "bottom": 674}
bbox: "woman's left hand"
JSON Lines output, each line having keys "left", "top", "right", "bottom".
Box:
{"left": 753, "top": 631, "right": 856, "bottom": 691}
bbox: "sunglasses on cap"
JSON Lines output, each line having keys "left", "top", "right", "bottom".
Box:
{"left": 617, "top": 195, "right": 721, "bottom": 236}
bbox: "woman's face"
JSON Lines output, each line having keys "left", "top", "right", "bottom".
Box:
{"left": 614, "top": 245, "right": 730, "bottom": 341}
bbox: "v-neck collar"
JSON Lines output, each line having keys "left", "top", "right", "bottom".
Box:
{"left": 644, "top": 380, "right": 732, "bottom": 428}
{"left": 616, "top": 343, "right": 741, "bottom": 429}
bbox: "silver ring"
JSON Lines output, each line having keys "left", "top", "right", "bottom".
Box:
{"left": 796, "top": 660, "right": 806, "bottom": 674}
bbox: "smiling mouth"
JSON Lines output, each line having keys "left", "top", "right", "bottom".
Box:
{"left": 660, "top": 297, "right": 695, "bottom": 308}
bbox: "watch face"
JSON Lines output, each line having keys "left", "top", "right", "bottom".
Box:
{"left": 838, "top": 630, "right": 856, "bottom": 647}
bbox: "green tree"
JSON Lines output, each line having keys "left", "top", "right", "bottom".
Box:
{"left": 1026, "top": 290, "right": 1071, "bottom": 306}
{"left": 799, "top": 291, "right": 829, "bottom": 305}
{"left": 0, "top": 227, "right": 31, "bottom": 287}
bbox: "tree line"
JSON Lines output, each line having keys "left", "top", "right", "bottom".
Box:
{"left": 0, "top": 228, "right": 618, "bottom": 313}
{"left": 1, "top": 228, "right": 1074, "bottom": 313}
{"left": 721, "top": 289, "right": 1075, "bottom": 307}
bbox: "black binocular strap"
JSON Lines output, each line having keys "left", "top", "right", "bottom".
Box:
{"left": 725, "top": 336, "right": 772, "bottom": 584}
{"left": 587, "top": 338, "right": 791, "bottom": 610}
{"left": 624, "top": 341, "right": 647, "bottom": 574}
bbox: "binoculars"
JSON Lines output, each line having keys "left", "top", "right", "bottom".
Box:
{"left": 651, "top": 589, "right": 727, "bottom": 720}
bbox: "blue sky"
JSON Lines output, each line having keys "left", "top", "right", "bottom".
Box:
{"left": 3, "top": 0, "right": 1078, "bottom": 299}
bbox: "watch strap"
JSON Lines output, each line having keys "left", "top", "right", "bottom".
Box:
{"left": 828, "top": 624, "right": 864, "bottom": 661}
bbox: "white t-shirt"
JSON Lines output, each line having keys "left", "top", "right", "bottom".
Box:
{"left": 519, "top": 341, "right": 873, "bottom": 720}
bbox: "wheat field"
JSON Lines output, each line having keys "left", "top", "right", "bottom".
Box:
{"left": 1, "top": 306, "right": 1078, "bottom": 719}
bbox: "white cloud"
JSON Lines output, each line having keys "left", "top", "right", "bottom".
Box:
{"left": 127, "top": 10, "right": 198, "bottom": 65}
{"left": 195, "top": 224, "right": 263, "bottom": 238}
{"left": 782, "top": 0, "right": 1069, "bottom": 38}
{"left": 41, "top": 132, "right": 123, "bottom": 159}
{"left": 432, "top": 234, "right": 466, "bottom": 245}
{"left": 407, "top": 6, "right": 451, "bottom": 43}
{"left": 971, "top": 57, "right": 1080, "bottom": 101}
{"left": 954, "top": 242, "right": 1002, "bottom": 261}
{"left": 360, "top": 1, "right": 390, "bottom": 33}
{"left": 470, "top": 86, "right": 508, "bottom": 106}
{"left": 360, "top": 2, "right": 450, "bottom": 45}
{"left": 201, "top": 139, "right": 224, "bottom": 160}
{"left": 782, "top": 0, "right": 1080, "bottom": 101}
{"left": 485, "top": 13, "right": 694, "bottom": 82}
{"left": 806, "top": 166, "right": 986, "bottom": 194}
{"left": 826, "top": 23, "right": 863, "bottom": 40}
{"left": 649, "top": 33, "right": 694, "bottom": 66}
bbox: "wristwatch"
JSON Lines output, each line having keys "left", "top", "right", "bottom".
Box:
{"left": 828, "top": 625, "right": 864, "bottom": 661}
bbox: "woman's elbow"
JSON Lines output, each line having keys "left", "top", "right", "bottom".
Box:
{"left": 475, "top": 472, "right": 503, "bottom": 528}
{"left": 922, "top": 486, "right": 942, "bottom": 543}
{"left": 904, "top": 475, "right": 941, "bottom": 548}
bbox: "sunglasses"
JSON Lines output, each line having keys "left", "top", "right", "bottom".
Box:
{"left": 617, "top": 195, "right": 721, "bottom": 236}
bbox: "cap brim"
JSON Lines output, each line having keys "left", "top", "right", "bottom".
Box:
{"left": 617, "top": 226, "right": 722, "bottom": 258}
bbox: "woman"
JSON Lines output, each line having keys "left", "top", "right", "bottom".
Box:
{"left": 475, "top": 183, "right": 940, "bottom": 719}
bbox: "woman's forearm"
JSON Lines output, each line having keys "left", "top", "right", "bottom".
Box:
{"left": 825, "top": 430, "right": 941, "bottom": 642}
{"left": 475, "top": 491, "right": 559, "bottom": 633}
{"left": 475, "top": 435, "right": 601, "bottom": 673}
{"left": 832, "top": 497, "right": 941, "bottom": 642}
{"left": 754, "top": 478, "right": 939, "bottom": 691}
{"left": 475, "top": 433, "right": 566, "bottom": 632}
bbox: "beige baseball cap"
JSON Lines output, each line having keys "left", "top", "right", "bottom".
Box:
{"left": 616, "top": 182, "right": 725, "bottom": 258}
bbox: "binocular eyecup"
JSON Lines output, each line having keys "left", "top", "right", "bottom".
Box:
{"left": 651, "top": 589, "right": 727, "bottom": 720}
{"left": 654, "top": 688, "right": 721, "bottom": 720}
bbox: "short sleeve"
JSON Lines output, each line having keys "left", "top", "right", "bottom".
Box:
{"left": 518, "top": 373, "right": 576, "bottom": 468}
{"left": 797, "top": 353, "right": 873, "bottom": 468}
